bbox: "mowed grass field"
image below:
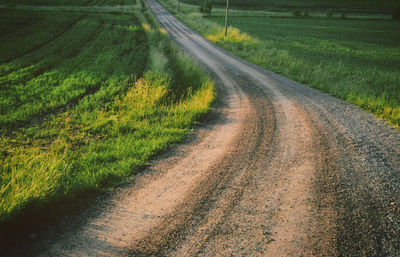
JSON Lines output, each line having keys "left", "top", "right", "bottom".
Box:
{"left": 0, "top": 1, "right": 214, "bottom": 232}
{"left": 161, "top": 0, "right": 400, "bottom": 128}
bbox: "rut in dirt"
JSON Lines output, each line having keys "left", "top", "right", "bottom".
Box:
{"left": 4, "top": 0, "right": 400, "bottom": 256}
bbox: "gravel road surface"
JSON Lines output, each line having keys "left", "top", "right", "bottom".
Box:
{"left": 4, "top": 0, "right": 399, "bottom": 256}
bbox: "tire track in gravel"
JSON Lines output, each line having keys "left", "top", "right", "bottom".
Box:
{"left": 132, "top": 1, "right": 337, "bottom": 255}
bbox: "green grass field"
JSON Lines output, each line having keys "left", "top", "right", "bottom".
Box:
{"left": 1, "top": 0, "right": 137, "bottom": 6}
{"left": 180, "top": 0, "right": 399, "bottom": 10}
{"left": 161, "top": 0, "right": 400, "bottom": 128}
{"left": 0, "top": 1, "right": 214, "bottom": 230}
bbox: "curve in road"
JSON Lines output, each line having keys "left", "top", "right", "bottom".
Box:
{"left": 7, "top": 1, "right": 400, "bottom": 256}
{"left": 143, "top": 1, "right": 400, "bottom": 256}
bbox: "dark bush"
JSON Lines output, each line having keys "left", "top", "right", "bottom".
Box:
{"left": 293, "top": 9, "right": 302, "bottom": 17}
{"left": 327, "top": 10, "right": 334, "bottom": 18}
{"left": 341, "top": 13, "right": 346, "bottom": 19}
{"left": 393, "top": 6, "right": 400, "bottom": 20}
{"left": 304, "top": 11, "right": 310, "bottom": 18}
{"left": 200, "top": 1, "right": 212, "bottom": 15}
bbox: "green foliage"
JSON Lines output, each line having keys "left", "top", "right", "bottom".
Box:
{"left": 0, "top": 8, "right": 214, "bottom": 226}
{"left": 393, "top": 6, "right": 400, "bottom": 20}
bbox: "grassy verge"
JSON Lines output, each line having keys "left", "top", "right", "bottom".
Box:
{"left": 0, "top": 2, "right": 214, "bottom": 234}
{"left": 160, "top": 0, "right": 400, "bottom": 128}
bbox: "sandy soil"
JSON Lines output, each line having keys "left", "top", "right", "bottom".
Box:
{"left": 3, "top": 1, "right": 399, "bottom": 256}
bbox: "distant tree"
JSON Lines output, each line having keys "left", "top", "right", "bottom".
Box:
{"left": 293, "top": 9, "right": 302, "bottom": 17}
{"left": 200, "top": 0, "right": 212, "bottom": 15}
{"left": 393, "top": 6, "right": 400, "bottom": 20}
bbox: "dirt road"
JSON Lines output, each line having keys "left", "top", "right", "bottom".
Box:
{"left": 5, "top": 1, "right": 400, "bottom": 256}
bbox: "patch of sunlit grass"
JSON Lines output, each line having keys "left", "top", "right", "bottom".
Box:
{"left": 142, "top": 22, "right": 151, "bottom": 31}
{"left": 205, "top": 27, "right": 252, "bottom": 43}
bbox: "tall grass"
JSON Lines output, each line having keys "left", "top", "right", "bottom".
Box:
{"left": 0, "top": 6, "right": 214, "bottom": 228}
{"left": 160, "top": 0, "right": 400, "bottom": 128}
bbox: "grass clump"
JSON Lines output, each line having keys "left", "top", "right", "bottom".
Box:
{"left": 0, "top": 6, "right": 214, "bottom": 231}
